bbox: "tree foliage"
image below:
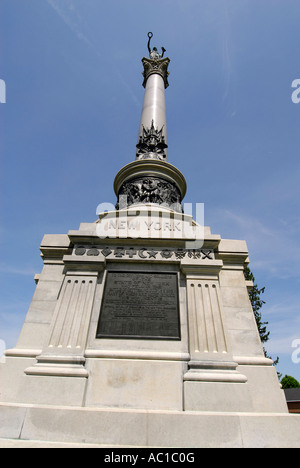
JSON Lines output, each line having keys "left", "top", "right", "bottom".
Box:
{"left": 280, "top": 375, "right": 300, "bottom": 389}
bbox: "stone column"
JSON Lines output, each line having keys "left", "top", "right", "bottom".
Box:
{"left": 136, "top": 57, "right": 170, "bottom": 161}
{"left": 25, "top": 255, "right": 105, "bottom": 379}
{"left": 114, "top": 39, "right": 185, "bottom": 213}
{"left": 181, "top": 260, "right": 249, "bottom": 412}
{"left": 181, "top": 261, "right": 242, "bottom": 374}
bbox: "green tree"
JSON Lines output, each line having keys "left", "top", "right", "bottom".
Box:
{"left": 280, "top": 375, "right": 300, "bottom": 389}
{"left": 244, "top": 265, "right": 279, "bottom": 369}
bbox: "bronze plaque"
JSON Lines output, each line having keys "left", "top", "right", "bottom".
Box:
{"left": 96, "top": 271, "right": 180, "bottom": 340}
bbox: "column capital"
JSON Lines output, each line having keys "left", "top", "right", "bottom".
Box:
{"left": 62, "top": 254, "right": 106, "bottom": 273}
{"left": 142, "top": 57, "right": 170, "bottom": 89}
{"left": 180, "top": 259, "right": 223, "bottom": 278}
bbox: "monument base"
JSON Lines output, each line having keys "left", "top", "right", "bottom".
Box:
{"left": 1, "top": 210, "right": 300, "bottom": 447}
{"left": 0, "top": 402, "right": 300, "bottom": 448}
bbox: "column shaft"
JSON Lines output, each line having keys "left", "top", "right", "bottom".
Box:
{"left": 138, "top": 73, "right": 167, "bottom": 151}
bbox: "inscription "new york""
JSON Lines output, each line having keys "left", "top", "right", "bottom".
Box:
{"left": 106, "top": 219, "right": 182, "bottom": 231}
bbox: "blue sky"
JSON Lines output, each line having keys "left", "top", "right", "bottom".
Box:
{"left": 1, "top": 0, "right": 300, "bottom": 381}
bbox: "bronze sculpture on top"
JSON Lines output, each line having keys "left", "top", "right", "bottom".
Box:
{"left": 114, "top": 32, "right": 186, "bottom": 213}
{"left": 147, "top": 31, "right": 166, "bottom": 59}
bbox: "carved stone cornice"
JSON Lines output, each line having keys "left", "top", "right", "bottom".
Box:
{"left": 142, "top": 56, "right": 170, "bottom": 88}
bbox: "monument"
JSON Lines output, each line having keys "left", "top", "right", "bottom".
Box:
{"left": 0, "top": 33, "right": 299, "bottom": 448}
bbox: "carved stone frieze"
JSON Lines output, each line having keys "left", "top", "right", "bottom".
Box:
{"left": 73, "top": 245, "right": 215, "bottom": 261}
{"left": 114, "top": 160, "right": 187, "bottom": 214}
{"left": 116, "top": 177, "right": 182, "bottom": 212}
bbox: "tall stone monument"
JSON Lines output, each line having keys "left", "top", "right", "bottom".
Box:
{"left": 0, "top": 33, "right": 299, "bottom": 448}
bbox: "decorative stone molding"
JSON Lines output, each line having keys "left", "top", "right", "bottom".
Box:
{"left": 142, "top": 56, "right": 170, "bottom": 89}
{"left": 136, "top": 120, "right": 168, "bottom": 160}
{"left": 73, "top": 245, "right": 215, "bottom": 261}
{"left": 116, "top": 177, "right": 182, "bottom": 212}
{"left": 114, "top": 159, "right": 187, "bottom": 213}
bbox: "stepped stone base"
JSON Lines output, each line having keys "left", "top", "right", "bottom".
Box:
{"left": 0, "top": 403, "right": 300, "bottom": 448}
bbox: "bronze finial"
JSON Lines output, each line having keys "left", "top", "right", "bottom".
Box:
{"left": 147, "top": 32, "right": 166, "bottom": 59}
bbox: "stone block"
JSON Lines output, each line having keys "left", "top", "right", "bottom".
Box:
{"left": 238, "top": 365, "right": 288, "bottom": 413}
{"left": 21, "top": 405, "right": 148, "bottom": 447}
{"left": 14, "top": 374, "right": 87, "bottom": 407}
{"left": 16, "top": 322, "right": 51, "bottom": 350}
{"left": 1, "top": 403, "right": 300, "bottom": 447}
{"left": 85, "top": 358, "right": 184, "bottom": 410}
{"left": 31, "top": 280, "right": 62, "bottom": 302}
{"left": 0, "top": 404, "right": 27, "bottom": 439}
{"left": 223, "top": 306, "right": 256, "bottom": 331}
{"left": 0, "top": 357, "right": 36, "bottom": 403}
{"left": 221, "top": 286, "right": 251, "bottom": 309}
{"left": 229, "top": 328, "right": 264, "bottom": 357}
{"left": 184, "top": 380, "right": 253, "bottom": 412}
{"left": 219, "top": 269, "right": 247, "bottom": 288}
{"left": 40, "top": 234, "right": 70, "bottom": 248}
{"left": 218, "top": 239, "right": 248, "bottom": 254}
{"left": 239, "top": 414, "right": 300, "bottom": 448}
{"left": 147, "top": 411, "right": 243, "bottom": 448}
{"left": 22, "top": 300, "right": 57, "bottom": 325}
{"left": 39, "top": 264, "right": 65, "bottom": 282}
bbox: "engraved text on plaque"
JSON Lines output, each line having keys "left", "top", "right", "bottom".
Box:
{"left": 96, "top": 271, "right": 180, "bottom": 339}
